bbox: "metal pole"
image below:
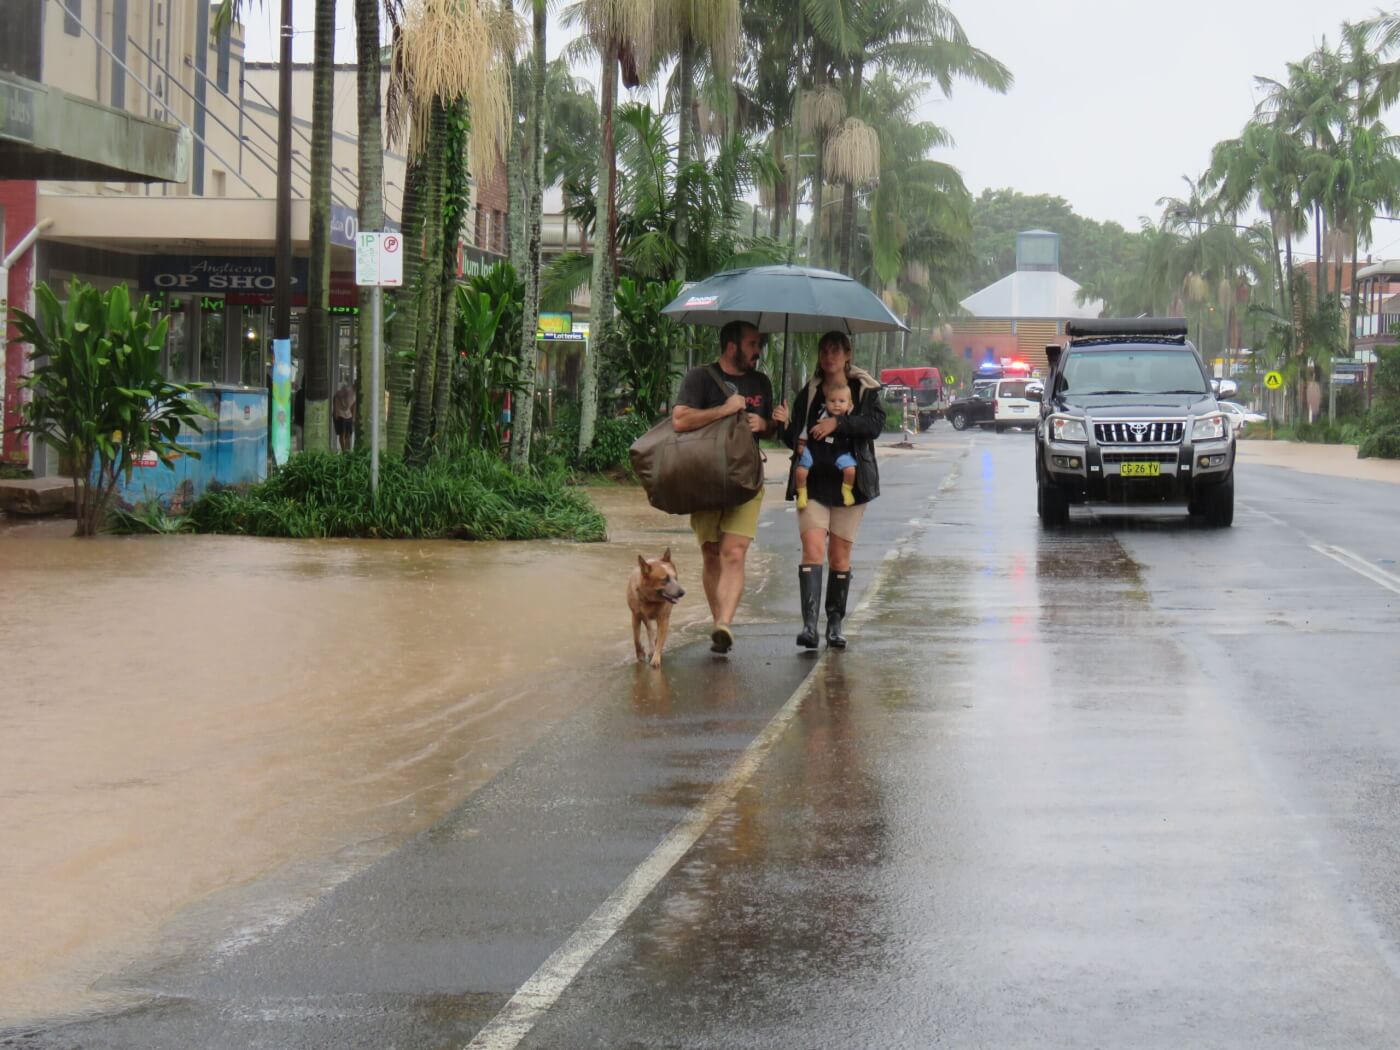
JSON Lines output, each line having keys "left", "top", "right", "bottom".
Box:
{"left": 270, "top": 0, "right": 295, "bottom": 467}
{"left": 371, "top": 286, "right": 381, "bottom": 496}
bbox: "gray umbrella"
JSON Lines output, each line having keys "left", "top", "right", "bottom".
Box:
{"left": 660, "top": 264, "right": 908, "bottom": 394}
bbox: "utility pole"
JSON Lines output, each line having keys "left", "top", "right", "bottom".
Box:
{"left": 270, "top": 0, "right": 295, "bottom": 466}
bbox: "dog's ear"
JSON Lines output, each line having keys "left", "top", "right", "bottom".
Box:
{"left": 660, "top": 547, "right": 671, "bottom": 564}
{"left": 637, "top": 554, "right": 650, "bottom": 573}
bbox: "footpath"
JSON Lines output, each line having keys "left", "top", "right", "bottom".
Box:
{"left": 1236, "top": 439, "right": 1400, "bottom": 486}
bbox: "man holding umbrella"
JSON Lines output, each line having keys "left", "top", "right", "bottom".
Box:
{"left": 672, "top": 320, "right": 789, "bottom": 654}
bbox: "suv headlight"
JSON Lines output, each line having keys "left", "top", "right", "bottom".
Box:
{"left": 1048, "top": 415, "right": 1087, "bottom": 442}
{"left": 1192, "top": 413, "right": 1228, "bottom": 441}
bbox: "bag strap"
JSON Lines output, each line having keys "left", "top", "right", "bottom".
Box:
{"left": 705, "top": 363, "right": 732, "bottom": 403}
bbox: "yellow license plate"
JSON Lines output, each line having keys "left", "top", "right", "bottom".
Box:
{"left": 1119, "top": 462, "right": 1161, "bottom": 477}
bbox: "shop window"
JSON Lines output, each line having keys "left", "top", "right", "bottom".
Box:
{"left": 64, "top": 0, "right": 81, "bottom": 36}
{"left": 164, "top": 299, "right": 191, "bottom": 382}
{"left": 241, "top": 311, "right": 267, "bottom": 388}
{"left": 199, "top": 299, "right": 226, "bottom": 383}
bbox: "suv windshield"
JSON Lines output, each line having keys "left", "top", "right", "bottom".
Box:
{"left": 1058, "top": 349, "right": 1208, "bottom": 396}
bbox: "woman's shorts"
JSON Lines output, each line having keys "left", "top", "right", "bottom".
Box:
{"left": 690, "top": 487, "right": 765, "bottom": 544}
{"left": 796, "top": 499, "right": 866, "bottom": 542}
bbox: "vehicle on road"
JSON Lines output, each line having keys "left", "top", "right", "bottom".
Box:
{"left": 1034, "top": 318, "right": 1237, "bottom": 528}
{"left": 1218, "top": 400, "right": 1266, "bottom": 433}
{"left": 880, "top": 367, "right": 945, "bottom": 429}
{"left": 945, "top": 377, "right": 1041, "bottom": 432}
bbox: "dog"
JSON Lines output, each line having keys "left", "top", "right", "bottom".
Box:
{"left": 628, "top": 548, "right": 685, "bottom": 668}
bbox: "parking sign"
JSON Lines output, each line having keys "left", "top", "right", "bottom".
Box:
{"left": 356, "top": 232, "right": 404, "bottom": 287}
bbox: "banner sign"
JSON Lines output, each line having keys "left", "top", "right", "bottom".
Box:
{"left": 140, "top": 255, "right": 307, "bottom": 295}
{"left": 331, "top": 202, "right": 399, "bottom": 249}
{"left": 271, "top": 339, "right": 292, "bottom": 466}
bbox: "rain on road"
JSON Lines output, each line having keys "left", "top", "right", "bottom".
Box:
{"left": 6, "top": 429, "right": 1400, "bottom": 1049}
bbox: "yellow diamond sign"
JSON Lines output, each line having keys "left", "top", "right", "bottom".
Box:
{"left": 1264, "top": 370, "right": 1284, "bottom": 390}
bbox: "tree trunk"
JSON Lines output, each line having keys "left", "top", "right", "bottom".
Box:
{"left": 579, "top": 36, "right": 617, "bottom": 458}
{"left": 507, "top": 87, "right": 526, "bottom": 275}
{"left": 809, "top": 131, "right": 825, "bottom": 267}
{"left": 838, "top": 62, "right": 864, "bottom": 276}
{"left": 430, "top": 104, "right": 469, "bottom": 451}
{"left": 1350, "top": 227, "right": 1361, "bottom": 356}
{"left": 354, "top": 0, "right": 383, "bottom": 450}
{"left": 386, "top": 157, "right": 428, "bottom": 456}
{"left": 302, "top": 0, "right": 336, "bottom": 452}
{"left": 769, "top": 127, "right": 783, "bottom": 240}
{"left": 512, "top": 0, "right": 546, "bottom": 470}
{"left": 408, "top": 101, "right": 448, "bottom": 461}
{"left": 675, "top": 37, "right": 694, "bottom": 282}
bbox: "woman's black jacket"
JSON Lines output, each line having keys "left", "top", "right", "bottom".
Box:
{"left": 779, "top": 368, "right": 885, "bottom": 506}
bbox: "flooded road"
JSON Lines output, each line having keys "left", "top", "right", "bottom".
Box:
{"left": 0, "top": 484, "right": 771, "bottom": 1025}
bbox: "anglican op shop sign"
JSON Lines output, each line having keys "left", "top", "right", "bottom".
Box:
{"left": 140, "top": 255, "right": 308, "bottom": 294}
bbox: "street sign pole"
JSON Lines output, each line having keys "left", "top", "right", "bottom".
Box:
{"left": 370, "top": 285, "right": 381, "bottom": 497}
{"left": 356, "top": 231, "right": 402, "bottom": 499}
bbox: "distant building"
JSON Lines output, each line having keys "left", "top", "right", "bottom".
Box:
{"left": 948, "top": 230, "right": 1103, "bottom": 377}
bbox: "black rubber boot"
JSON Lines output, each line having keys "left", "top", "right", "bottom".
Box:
{"left": 825, "top": 569, "right": 851, "bottom": 649}
{"left": 796, "top": 564, "right": 823, "bottom": 648}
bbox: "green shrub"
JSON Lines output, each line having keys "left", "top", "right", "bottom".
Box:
{"left": 580, "top": 412, "right": 651, "bottom": 474}
{"left": 1358, "top": 424, "right": 1400, "bottom": 460}
{"left": 106, "top": 503, "right": 193, "bottom": 535}
{"left": 187, "top": 449, "right": 606, "bottom": 541}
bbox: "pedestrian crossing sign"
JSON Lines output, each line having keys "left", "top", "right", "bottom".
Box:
{"left": 1264, "top": 371, "right": 1284, "bottom": 390}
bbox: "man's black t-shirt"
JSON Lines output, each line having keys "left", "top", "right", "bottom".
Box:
{"left": 675, "top": 363, "right": 773, "bottom": 443}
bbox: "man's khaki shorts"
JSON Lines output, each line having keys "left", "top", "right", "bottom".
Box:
{"left": 690, "top": 487, "right": 765, "bottom": 545}
{"left": 796, "top": 500, "right": 866, "bottom": 543}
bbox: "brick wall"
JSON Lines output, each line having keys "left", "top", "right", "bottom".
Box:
{"left": 1, "top": 181, "right": 38, "bottom": 464}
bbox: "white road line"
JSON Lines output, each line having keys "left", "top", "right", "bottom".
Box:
{"left": 462, "top": 550, "right": 903, "bottom": 1050}
{"left": 1310, "top": 544, "right": 1400, "bottom": 597}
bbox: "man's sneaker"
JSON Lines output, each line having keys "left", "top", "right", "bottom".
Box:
{"left": 710, "top": 623, "right": 734, "bottom": 654}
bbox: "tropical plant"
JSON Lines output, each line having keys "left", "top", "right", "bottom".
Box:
{"left": 604, "top": 276, "right": 689, "bottom": 420}
{"left": 187, "top": 448, "right": 607, "bottom": 540}
{"left": 452, "top": 263, "right": 527, "bottom": 454}
{"left": 9, "top": 281, "right": 214, "bottom": 537}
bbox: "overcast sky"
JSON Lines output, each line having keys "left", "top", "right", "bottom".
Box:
{"left": 242, "top": 0, "right": 1399, "bottom": 255}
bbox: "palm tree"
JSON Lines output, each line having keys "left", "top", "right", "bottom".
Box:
{"left": 354, "top": 0, "right": 390, "bottom": 444}
{"left": 809, "top": 0, "right": 1012, "bottom": 275}
{"left": 566, "top": 0, "right": 654, "bottom": 457}
{"left": 510, "top": 0, "right": 546, "bottom": 470}
{"left": 383, "top": 0, "right": 515, "bottom": 456}
{"left": 657, "top": 0, "right": 741, "bottom": 280}
{"left": 300, "top": 0, "right": 337, "bottom": 452}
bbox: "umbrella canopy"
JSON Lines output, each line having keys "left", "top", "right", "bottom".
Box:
{"left": 661, "top": 264, "right": 909, "bottom": 335}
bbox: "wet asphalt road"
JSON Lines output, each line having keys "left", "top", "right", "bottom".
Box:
{"left": 9, "top": 430, "right": 1400, "bottom": 1049}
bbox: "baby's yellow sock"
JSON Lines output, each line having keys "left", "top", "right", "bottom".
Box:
{"left": 841, "top": 483, "right": 855, "bottom": 506}
{"left": 796, "top": 487, "right": 809, "bottom": 509}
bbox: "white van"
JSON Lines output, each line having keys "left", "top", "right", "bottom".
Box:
{"left": 992, "top": 378, "right": 1040, "bottom": 431}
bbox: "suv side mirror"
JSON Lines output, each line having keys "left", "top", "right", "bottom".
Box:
{"left": 1216, "top": 379, "right": 1237, "bottom": 400}
{"left": 1025, "top": 382, "right": 1043, "bottom": 403}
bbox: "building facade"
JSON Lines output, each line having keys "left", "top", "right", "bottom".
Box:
{"left": 3, "top": 0, "right": 510, "bottom": 472}
{"left": 948, "top": 230, "right": 1104, "bottom": 378}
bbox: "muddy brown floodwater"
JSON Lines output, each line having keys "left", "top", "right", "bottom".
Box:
{"left": 0, "top": 485, "right": 778, "bottom": 1026}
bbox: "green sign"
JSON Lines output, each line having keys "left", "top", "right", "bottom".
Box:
{"left": 0, "top": 79, "right": 37, "bottom": 144}
{"left": 1264, "top": 370, "right": 1284, "bottom": 390}
{"left": 537, "top": 312, "right": 572, "bottom": 337}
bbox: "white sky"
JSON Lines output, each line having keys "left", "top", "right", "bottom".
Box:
{"left": 242, "top": 0, "right": 1399, "bottom": 253}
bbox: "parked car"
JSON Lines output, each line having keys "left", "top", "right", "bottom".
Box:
{"left": 945, "top": 377, "right": 1040, "bottom": 432}
{"left": 1218, "top": 401, "right": 1266, "bottom": 433}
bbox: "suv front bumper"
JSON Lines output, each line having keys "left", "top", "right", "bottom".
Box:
{"left": 1042, "top": 436, "right": 1233, "bottom": 503}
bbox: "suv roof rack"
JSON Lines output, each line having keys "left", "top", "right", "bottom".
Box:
{"left": 1065, "top": 317, "right": 1187, "bottom": 340}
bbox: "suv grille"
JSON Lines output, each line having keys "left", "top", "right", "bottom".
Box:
{"left": 1094, "top": 420, "right": 1185, "bottom": 445}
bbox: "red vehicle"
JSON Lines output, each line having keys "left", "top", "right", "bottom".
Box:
{"left": 880, "top": 367, "right": 946, "bottom": 428}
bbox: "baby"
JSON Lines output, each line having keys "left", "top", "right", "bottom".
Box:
{"left": 795, "top": 381, "right": 858, "bottom": 509}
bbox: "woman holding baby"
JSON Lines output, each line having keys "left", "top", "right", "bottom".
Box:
{"left": 780, "top": 330, "right": 886, "bottom": 650}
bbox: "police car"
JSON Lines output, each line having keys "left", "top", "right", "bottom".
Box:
{"left": 1033, "top": 318, "right": 1236, "bottom": 527}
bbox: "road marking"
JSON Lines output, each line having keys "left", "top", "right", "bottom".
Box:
{"left": 463, "top": 550, "right": 903, "bottom": 1050}
{"left": 1310, "top": 544, "right": 1400, "bottom": 596}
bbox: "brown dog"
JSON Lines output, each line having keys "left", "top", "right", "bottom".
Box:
{"left": 628, "top": 548, "right": 685, "bottom": 667}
